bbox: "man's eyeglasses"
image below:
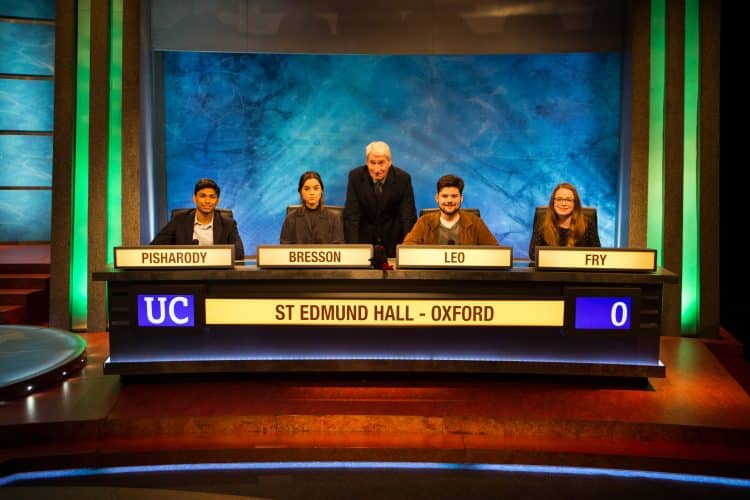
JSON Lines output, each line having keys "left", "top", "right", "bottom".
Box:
{"left": 553, "top": 197, "right": 574, "bottom": 203}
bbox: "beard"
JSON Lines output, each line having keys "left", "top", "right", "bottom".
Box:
{"left": 440, "top": 204, "right": 460, "bottom": 216}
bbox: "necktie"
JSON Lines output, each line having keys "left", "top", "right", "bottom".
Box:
{"left": 374, "top": 181, "right": 383, "bottom": 195}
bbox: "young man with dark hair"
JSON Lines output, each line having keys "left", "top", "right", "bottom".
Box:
{"left": 151, "top": 178, "right": 245, "bottom": 260}
{"left": 402, "top": 174, "right": 498, "bottom": 246}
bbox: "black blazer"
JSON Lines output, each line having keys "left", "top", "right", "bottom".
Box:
{"left": 343, "top": 165, "right": 417, "bottom": 257}
{"left": 280, "top": 206, "right": 345, "bottom": 244}
{"left": 151, "top": 208, "right": 245, "bottom": 260}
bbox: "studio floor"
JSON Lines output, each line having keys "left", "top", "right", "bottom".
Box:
{"left": 1, "top": 330, "right": 749, "bottom": 498}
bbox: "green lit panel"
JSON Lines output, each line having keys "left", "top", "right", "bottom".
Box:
{"left": 681, "top": 0, "right": 700, "bottom": 334}
{"left": 647, "top": 0, "right": 665, "bottom": 266}
{"left": 71, "top": 0, "right": 91, "bottom": 330}
{"left": 107, "top": 0, "right": 123, "bottom": 263}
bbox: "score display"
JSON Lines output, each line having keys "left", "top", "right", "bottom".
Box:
{"left": 574, "top": 297, "right": 631, "bottom": 330}
{"left": 564, "top": 288, "right": 641, "bottom": 334}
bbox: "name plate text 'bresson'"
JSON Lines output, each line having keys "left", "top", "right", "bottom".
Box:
{"left": 114, "top": 245, "right": 234, "bottom": 269}
{"left": 536, "top": 248, "right": 656, "bottom": 271}
{"left": 397, "top": 245, "right": 512, "bottom": 269}
{"left": 205, "top": 298, "right": 563, "bottom": 326}
{"left": 256, "top": 244, "right": 373, "bottom": 268}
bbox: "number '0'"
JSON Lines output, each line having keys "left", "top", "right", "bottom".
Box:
{"left": 610, "top": 301, "right": 628, "bottom": 327}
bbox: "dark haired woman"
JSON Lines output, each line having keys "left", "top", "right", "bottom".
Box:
{"left": 528, "top": 182, "right": 600, "bottom": 259}
{"left": 280, "top": 171, "right": 344, "bottom": 244}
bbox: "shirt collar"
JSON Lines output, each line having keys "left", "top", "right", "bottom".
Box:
{"left": 194, "top": 214, "right": 214, "bottom": 228}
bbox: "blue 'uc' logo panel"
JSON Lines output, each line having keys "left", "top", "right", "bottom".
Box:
{"left": 137, "top": 294, "right": 195, "bottom": 327}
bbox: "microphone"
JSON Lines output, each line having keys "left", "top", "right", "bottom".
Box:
{"left": 192, "top": 239, "right": 199, "bottom": 245}
{"left": 370, "top": 243, "right": 387, "bottom": 269}
{"left": 448, "top": 240, "right": 456, "bottom": 245}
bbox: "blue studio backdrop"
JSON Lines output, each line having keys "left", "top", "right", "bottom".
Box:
{"left": 162, "top": 51, "right": 621, "bottom": 258}
{"left": 0, "top": 8, "right": 54, "bottom": 242}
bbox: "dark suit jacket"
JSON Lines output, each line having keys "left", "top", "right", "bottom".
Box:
{"left": 151, "top": 209, "right": 245, "bottom": 260}
{"left": 343, "top": 165, "right": 417, "bottom": 257}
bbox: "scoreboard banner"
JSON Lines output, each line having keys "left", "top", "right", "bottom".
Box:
{"left": 205, "top": 298, "right": 564, "bottom": 327}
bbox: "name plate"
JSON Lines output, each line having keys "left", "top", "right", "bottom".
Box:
{"left": 536, "top": 247, "right": 657, "bottom": 271}
{"left": 256, "top": 244, "right": 373, "bottom": 268}
{"left": 396, "top": 245, "right": 512, "bottom": 269}
{"left": 114, "top": 245, "right": 235, "bottom": 269}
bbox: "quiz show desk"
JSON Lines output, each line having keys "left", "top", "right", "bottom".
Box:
{"left": 93, "top": 245, "right": 678, "bottom": 378}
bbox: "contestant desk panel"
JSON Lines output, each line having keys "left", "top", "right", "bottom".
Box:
{"left": 93, "top": 265, "right": 677, "bottom": 378}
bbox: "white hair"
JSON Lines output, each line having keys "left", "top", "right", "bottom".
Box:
{"left": 365, "top": 141, "right": 391, "bottom": 160}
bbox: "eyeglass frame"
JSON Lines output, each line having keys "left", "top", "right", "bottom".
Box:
{"left": 553, "top": 197, "right": 575, "bottom": 204}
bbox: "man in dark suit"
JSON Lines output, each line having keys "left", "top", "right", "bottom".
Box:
{"left": 151, "top": 178, "right": 245, "bottom": 260}
{"left": 343, "top": 141, "right": 417, "bottom": 258}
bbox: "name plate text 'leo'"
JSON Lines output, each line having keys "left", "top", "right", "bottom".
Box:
{"left": 114, "top": 245, "right": 235, "bottom": 269}
{"left": 397, "top": 245, "right": 512, "bottom": 269}
{"left": 256, "top": 244, "right": 373, "bottom": 268}
{"left": 536, "top": 248, "right": 657, "bottom": 271}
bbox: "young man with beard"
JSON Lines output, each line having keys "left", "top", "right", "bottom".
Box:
{"left": 402, "top": 174, "right": 499, "bottom": 246}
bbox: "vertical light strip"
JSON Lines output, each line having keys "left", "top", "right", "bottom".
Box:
{"left": 647, "top": 0, "right": 666, "bottom": 266}
{"left": 71, "top": 0, "right": 91, "bottom": 330}
{"left": 681, "top": 0, "right": 700, "bottom": 333}
{"left": 107, "top": 0, "right": 123, "bottom": 262}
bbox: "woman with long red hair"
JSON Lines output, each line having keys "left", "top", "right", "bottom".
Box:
{"left": 528, "top": 182, "right": 600, "bottom": 260}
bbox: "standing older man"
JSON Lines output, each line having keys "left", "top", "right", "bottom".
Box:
{"left": 343, "top": 141, "right": 417, "bottom": 257}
